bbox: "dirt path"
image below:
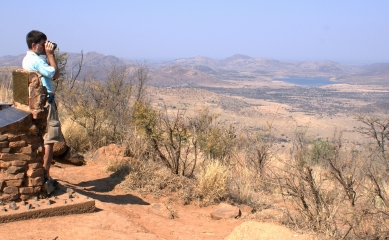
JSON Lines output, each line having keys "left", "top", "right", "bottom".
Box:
{"left": 0, "top": 161, "right": 313, "bottom": 240}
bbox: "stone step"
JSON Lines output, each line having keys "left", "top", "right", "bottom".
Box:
{"left": 0, "top": 185, "right": 95, "bottom": 223}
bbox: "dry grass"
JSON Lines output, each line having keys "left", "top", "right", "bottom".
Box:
{"left": 111, "top": 157, "right": 233, "bottom": 206}
{"left": 197, "top": 160, "right": 230, "bottom": 205}
{"left": 60, "top": 117, "right": 89, "bottom": 152}
{"left": 0, "top": 78, "right": 12, "bottom": 103}
{"left": 97, "top": 106, "right": 389, "bottom": 238}
{"left": 0, "top": 67, "right": 15, "bottom": 103}
{"left": 117, "top": 160, "right": 197, "bottom": 203}
{"left": 105, "top": 159, "right": 130, "bottom": 174}
{"left": 229, "top": 165, "right": 261, "bottom": 208}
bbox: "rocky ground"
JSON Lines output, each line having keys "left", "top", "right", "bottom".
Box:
{"left": 0, "top": 159, "right": 315, "bottom": 240}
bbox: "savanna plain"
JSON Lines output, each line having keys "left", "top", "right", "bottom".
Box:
{"left": 0, "top": 52, "right": 388, "bottom": 239}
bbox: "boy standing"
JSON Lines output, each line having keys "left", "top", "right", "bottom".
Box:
{"left": 23, "top": 30, "right": 63, "bottom": 184}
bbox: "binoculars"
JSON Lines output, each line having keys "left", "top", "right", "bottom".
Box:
{"left": 47, "top": 41, "right": 57, "bottom": 50}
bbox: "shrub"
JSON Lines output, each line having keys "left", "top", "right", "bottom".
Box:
{"left": 355, "top": 115, "right": 389, "bottom": 167}
{"left": 60, "top": 117, "right": 89, "bottom": 152}
{"left": 228, "top": 164, "right": 257, "bottom": 206}
{"left": 119, "top": 159, "right": 197, "bottom": 204}
{"left": 310, "top": 139, "right": 333, "bottom": 166}
{"left": 190, "top": 108, "right": 237, "bottom": 163}
{"left": 277, "top": 162, "right": 341, "bottom": 236}
{"left": 105, "top": 159, "right": 131, "bottom": 179}
{"left": 276, "top": 128, "right": 389, "bottom": 239}
{"left": 244, "top": 124, "right": 276, "bottom": 179}
{"left": 134, "top": 103, "right": 199, "bottom": 176}
{"left": 290, "top": 126, "right": 312, "bottom": 167}
{"left": 197, "top": 160, "right": 230, "bottom": 205}
{"left": 56, "top": 65, "right": 148, "bottom": 151}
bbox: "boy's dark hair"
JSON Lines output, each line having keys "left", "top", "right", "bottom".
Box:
{"left": 26, "top": 30, "right": 47, "bottom": 49}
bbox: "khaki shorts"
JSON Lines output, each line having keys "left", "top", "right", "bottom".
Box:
{"left": 43, "top": 100, "right": 64, "bottom": 144}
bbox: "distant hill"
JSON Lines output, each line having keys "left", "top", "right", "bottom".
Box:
{"left": 341, "top": 62, "right": 389, "bottom": 85}
{"left": 149, "top": 65, "right": 224, "bottom": 87}
{"left": 0, "top": 51, "right": 132, "bottom": 68}
{"left": 0, "top": 51, "right": 135, "bottom": 81}
{"left": 168, "top": 56, "right": 220, "bottom": 69}
{"left": 0, "top": 52, "right": 387, "bottom": 85}
{"left": 64, "top": 51, "right": 134, "bottom": 80}
{"left": 152, "top": 54, "right": 363, "bottom": 77}
{"left": 358, "top": 63, "right": 389, "bottom": 77}
{"left": 223, "top": 54, "right": 253, "bottom": 62}
{"left": 0, "top": 54, "right": 24, "bottom": 67}
{"left": 65, "top": 51, "right": 133, "bottom": 68}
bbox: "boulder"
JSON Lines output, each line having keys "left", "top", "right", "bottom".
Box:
{"left": 93, "top": 144, "right": 133, "bottom": 164}
{"left": 238, "top": 204, "right": 255, "bottom": 218}
{"left": 58, "top": 147, "right": 84, "bottom": 166}
{"left": 53, "top": 141, "right": 68, "bottom": 157}
{"left": 148, "top": 203, "right": 173, "bottom": 219}
{"left": 210, "top": 203, "right": 241, "bottom": 220}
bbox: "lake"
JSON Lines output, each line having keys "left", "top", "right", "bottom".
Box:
{"left": 273, "top": 77, "right": 342, "bottom": 87}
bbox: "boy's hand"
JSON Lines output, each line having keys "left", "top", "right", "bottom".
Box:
{"left": 45, "top": 42, "right": 55, "bottom": 55}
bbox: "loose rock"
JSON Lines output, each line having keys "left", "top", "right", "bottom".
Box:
{"left": 210, "top": 203, "right": 241, "bottom": 220}
{"left": 9, "top": 201, "right": 18, "bottom": 210}
{"left": 148, "top": 203, "right": 174, "bottom": 219}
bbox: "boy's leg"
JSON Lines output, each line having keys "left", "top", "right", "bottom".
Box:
{"left": 43, "top": 143, "right": 54, "bottom": 178}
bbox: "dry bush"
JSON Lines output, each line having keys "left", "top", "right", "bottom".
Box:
{"left": 56, "top": 64, "right": 148, "bottom": 152}
{"left": 122, "top": 126, "right": 149, "bottom": 160}
{"left": 124, "top": 108, "right": 285, "bottom": 207}
{"left": 190, "top": 108, "right": 237, "bottom": 163}
{"left": 133, "top": 103, "right": 200, "bottom": 176}
{"left": 274, "top": 126, "right": 389, "bottom": 239}
{"left": 58, "top": 71, "right": 129, "bottom": 149}
{"left": 152, "top": 108, "right": 198, "bottom": 176}
{"left": 105, "top": 159, "right": 131, "bottom": 179}
{"left": 118, "top": 159, "right": 197, "bottom": 203}
{"left": 197, "top": 160, "right": 230, "bottom": 205}
{"left": 243, "top": 122, "right": 277, "bottom": 189}
{"left": 107, "top": 101, "right": 389, "bottom": 238}
{"left": 275, "top": 128, "right": 345, "bottom": 237}
{"left": 355, "top": 115, "right": 389, "bottom": 167}
{"left": 351, "top": 150, "right": 389, "bottom": 238}
{"left": 61, "top": 117, "right": 89, "bottom": 152}
{"left": 228, "top": 162, "right": 258, "bottom": 206}
{"left": 289, "top": 125, "right": 312, "bottom": 167}
{"left": 277, "top": 165, "right": 342, "bottom": 237}
{"left": 310, "top": 139, "right": 334, "bottom": 166}
{"left": 135, "top": 106, "right": 239, "bottom": 176}
{"left": 111, "top": 105, "right": 238, "bottom": 177}
{"left": 0, "top": 84, "right": 12, "bottom": 103}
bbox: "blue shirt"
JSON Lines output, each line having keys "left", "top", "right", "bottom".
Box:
{"left": 22, "top": 51, "right": 56, "bottom": 93}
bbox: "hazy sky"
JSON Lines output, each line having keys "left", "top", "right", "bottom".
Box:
{"left": 1, "top": 1, "right": 388, "bottom": 63}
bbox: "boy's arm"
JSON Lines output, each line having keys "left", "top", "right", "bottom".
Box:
{"left": 45, "top": 42, "right": 60, "bottom": 79}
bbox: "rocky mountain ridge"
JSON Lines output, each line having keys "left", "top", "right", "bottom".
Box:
{"left": 1, "top": 52, "right": 388, "bottom": 86}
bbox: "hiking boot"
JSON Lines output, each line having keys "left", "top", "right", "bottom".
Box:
{"left": 45, "top": 178, "right": 57, "bottom": 195}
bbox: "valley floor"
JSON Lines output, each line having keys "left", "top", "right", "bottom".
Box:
{"left": 148, "top": 79, "right": 389, "bottom": 151}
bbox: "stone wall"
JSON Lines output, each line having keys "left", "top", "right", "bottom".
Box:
{"left": 0, "top": 111, "right": 49, "bottom": 202}
{"left": 0, "top": 70, "right": 48, "bottom": 203}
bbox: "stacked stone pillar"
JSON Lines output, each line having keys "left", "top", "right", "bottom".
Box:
{"left": 0, "top": 69, "right": 48, "bottom": 203}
